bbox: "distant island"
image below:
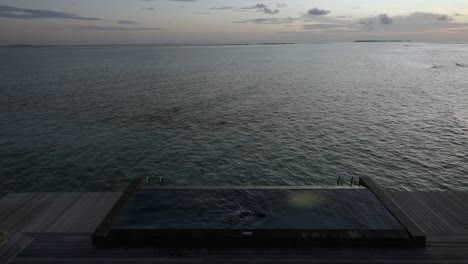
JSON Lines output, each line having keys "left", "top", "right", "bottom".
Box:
{"left": 354, "top": 40, "right": 411, "bottom": 42}
{"left": 2, "top": 45, "right": 37, "bottom": 48}
{"left": 259, "top": 43, "right": 295, "bottom": 45}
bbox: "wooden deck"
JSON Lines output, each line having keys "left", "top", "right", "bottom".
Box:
{"left": 1, "top": 191, "right": 468, "bottom": 263}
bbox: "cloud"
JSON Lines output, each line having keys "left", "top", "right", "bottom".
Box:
{"left": 437, "top": 14, "right": 453, "bottom": 21}
{"left": 360, "top": 12, "right": 467, "bottom": 31}
{"left": 359, "top": 20, "right": 375, "bottom": 30}
{"left": 210, "top": 3, "right": 286, "bottom": 15}
{"left": 398, "top": 12, "right": 459, "bottom": 25}
{"left": 65, "top": 25, "right": 162, "bottom": 31}
{"left": 308, "top": 8, "right": 330, "bottom": 16}
{"left": 263, "top": 7, "right": 279, "bottom": 14}
{"left": 0, "top": 4, "right": 100, "bottom": 20}
{"left": 239, "top": 4, "right": 282, "bottom": 14}
{"left": 378, "top": 14, "right": 393, "bottom": 24}
{"left": 142, "top": 7, "right": 155, "bottom": 11}
{"left": 117, "top": 20, "right": 139, "bottom": 25}
{"left": 252, "top": 4, "right": 267, "bottom": 9}
{"left": 282, "top": 10, "right": 468, "bottom": 42}
{"left": 233, "top": 17, "right": 300, "bottom": 24}
{"left": 300, "top": 11, "right": 468, "bottom": 34}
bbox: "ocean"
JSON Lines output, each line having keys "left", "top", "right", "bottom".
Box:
{"left": 1, "top": 43, "right": 468, "bottom": 193}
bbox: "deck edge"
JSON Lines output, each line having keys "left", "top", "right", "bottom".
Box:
{"left": 359, "top": 177, "right": 426, "bottom": 246}
{"left": 92, "top": 177, "right": 144, "bottom": 246}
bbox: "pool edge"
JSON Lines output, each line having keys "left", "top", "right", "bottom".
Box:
{"left": 359, "top": 176, "right": 426, "bottom": 246}
{"left": 93, "top": 177, "right": 144, "bottom": 246}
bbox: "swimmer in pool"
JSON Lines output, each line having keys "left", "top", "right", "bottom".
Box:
{"left": 234, "top": 209, "right": 268, "bottom": 218}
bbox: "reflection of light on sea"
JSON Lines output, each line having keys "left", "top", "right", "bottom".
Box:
{"left": 287, "top": 192, "right": 324, "bottom": 209}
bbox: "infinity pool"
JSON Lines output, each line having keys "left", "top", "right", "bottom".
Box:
{"left": 113, "top": 188, "right": 405, "bottom": 231}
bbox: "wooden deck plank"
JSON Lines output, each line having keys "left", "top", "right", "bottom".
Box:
{"left": 69, "top": 193, "right": 108, "bottom": 233}
{"left": 0, "top": 194, "right": 51, "bottom": 233}
{"left": 47, "top": 193, "right": 88, "bottom": 233}
{"left": 72, "top": 193, "right": 121, "bottom": 233}
{"left": 0, "top": 193, "right": 121, "bottom": 235}
{"left": 0, "top": 233, "right": 32, "bottom": 264}
{"left": 436, "top": 192, "right": 468, "bottom": 221}
{"left": 388, "top": 192, "right": 442, "bottom": 235}
{"left": 448, "top": 192, "right": 468, "bottom": 219}
{"left": 3, "top": 190, "right": 468, "bottom": 263}
{"left": 426, "top": 192, "right": 468, "bottom": 233}
{"left": 0, "top": 194, "right": 30, "bottom": 219}
{"left": 0, "top": 194, "right": 35, "bottom": 224}
{"left": 87, "top": 193, "right": 120, "bottom": 232}
{"left": 23, "top": 193, "right": 78, "bottom": 233}
{"left": 90, "top": 193, "right": 122, "bottom": 231}
{"left": 410, "top": 192, "right": 459, "bottom": 234}
{"left": 392, "top": 192, "right": 453, "bottom": 235}
{"left": 420, "top": 192, "right": 467, "bottom": 233}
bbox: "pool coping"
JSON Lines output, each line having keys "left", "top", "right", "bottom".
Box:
{"left": 358, "top": 177, "right": 426, "bottom": 245}
{"left": 140, "top": 186, "right": 367, "bottom": 190}
{"left": 93, "top": 177, "right": 144, "bottom": 244}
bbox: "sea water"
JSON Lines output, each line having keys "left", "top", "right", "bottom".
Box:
{"left": 1, "top": 43, "right": 468, "bottom": 193}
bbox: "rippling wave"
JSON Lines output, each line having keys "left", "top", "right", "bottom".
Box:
{"left": 1, "top": 43, "right": 467, "bottom": 193}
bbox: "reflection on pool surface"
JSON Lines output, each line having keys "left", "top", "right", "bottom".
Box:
{"left": 113, "top": 189, "right": 405, "bottom": 230}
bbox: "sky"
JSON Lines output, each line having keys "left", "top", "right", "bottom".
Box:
{"left": 0, "top": 0, "right": 467, "bottom": 45}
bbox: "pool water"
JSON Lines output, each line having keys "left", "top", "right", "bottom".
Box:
{"left": 113, "top": 189, "right": 405, "bottom": 230}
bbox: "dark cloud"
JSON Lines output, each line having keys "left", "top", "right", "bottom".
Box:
{"left": 378, "top": 14, "right": 393, "bottom": 24}
{"left": 455, "top": 13, "right": 464, "bottom": 16}
{"left": 142, "top": 7, "right": 155, "bottom": 11}
{"left": 196, "top": 12, "right": 212, "bottom": 15}
{"left": 233, "top": 17, "right": 300, "bottom": 24}
{"left": 437, "top": 14, "right": 453, "bottom": 21}
{"left": 0, "top": 4, "right": 100, "bottom": 20}
{"left": 308, "top": 8, "right": 330, "bottom": 16}
{"left": 117, "top": 20, "right": 139, "bottom": 25}
{"left": 210, "top": 3, "right": 285, "bottom": 14}
{"left": 240, "top": 4, "right": 280, "bottom": 14}
{"left": 65, "top": 25, "right": 163, "bottom": 31}
{"left": 252, "top": 4, "right": 267, "bottom": 9}
{"left": 263, "top": 7, "right": 279, "bottom": 14}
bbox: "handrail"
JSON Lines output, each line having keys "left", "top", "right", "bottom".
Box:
{"left": 336, "top": 176, "right": 343, "bottom": 186}
{"left": 350, "top": 176, "right": 358, "bottom": 186}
